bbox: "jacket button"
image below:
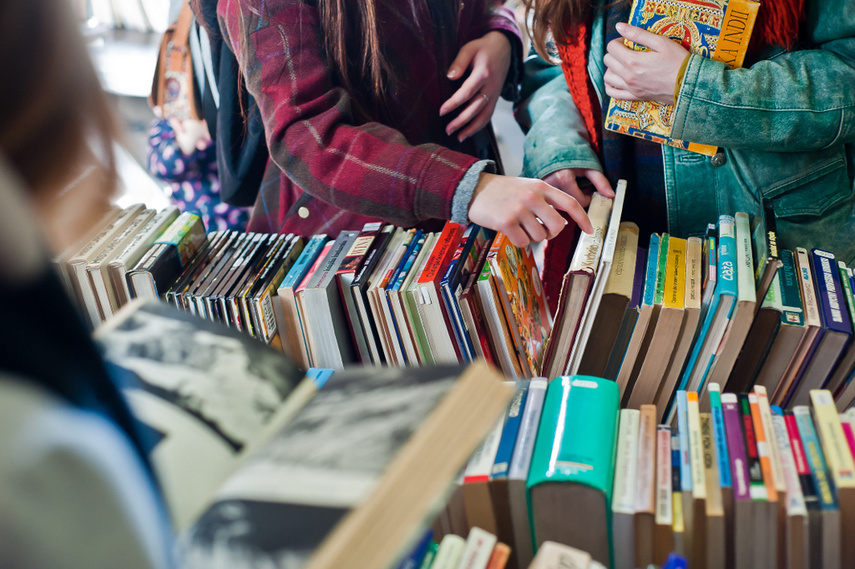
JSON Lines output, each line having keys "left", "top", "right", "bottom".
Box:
{"left": 298, "top": 206, "right": 310, "bottom": 219}
{"left": 710, "top": 151, "right": 727, "bottom": 167}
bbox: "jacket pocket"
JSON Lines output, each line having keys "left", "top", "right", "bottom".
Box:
{"left": 755, "top": 150, "right": 851, "bottom": 218}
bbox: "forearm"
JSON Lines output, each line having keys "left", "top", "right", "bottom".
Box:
{"left": 672, "top": 45, "right": 855, "bottom": 151}
{"left": 519, "top": 73, "right": 601, "bottom": 179}
{"left": 484, "top": 3, "right": 524, "bottom": 101}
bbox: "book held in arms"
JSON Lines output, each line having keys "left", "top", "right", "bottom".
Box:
{"left": 94, "top": 299, "right": 513, "bottom": 569}
{"left": 604, "top": 0, "right": 760, "bottom": 155}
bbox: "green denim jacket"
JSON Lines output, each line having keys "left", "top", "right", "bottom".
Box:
{"left": 518, "top": 0, "right": 855, "bottom": 264}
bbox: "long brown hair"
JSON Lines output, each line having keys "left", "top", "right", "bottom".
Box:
{"left": 520, "top": 0, "right": 595, "bottom": 62}
{"left": 319, "top": 0, "right": 392, "bottom": 104}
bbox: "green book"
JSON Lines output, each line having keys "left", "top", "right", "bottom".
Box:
{"left": 527, "top": 375, "right": 620, "bottom": 568}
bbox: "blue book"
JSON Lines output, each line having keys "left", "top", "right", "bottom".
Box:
{"left": 394, "top": 529, "right": 433, "bottom": 569}
{"left": 507, "top": 378, "right": 548, "bottom": 569}
{"left": 676, "top": 391, "right": 693, "bottom": 495}
{"left": 441, "top": 226, "right": 493, "bottom": 362}
{"left": 304, "top": 368, "right": 334, "bottom": 389}
{"left": 708, "top": 383, "right": 732, "bottom": 490}
{"left": 678, "top": 215, "right": 739, "bottom": 397}
{"left": 277, "top": 234, "right": 329, "bottom": 367}
{"left": 383, "top": 230, "right": 424, "bottom": 365}
{"left": 787, "top": 249, "right": 853, "bottom": 406}
{"left": 488, "top": 381, "right": 529, "bottom": 568}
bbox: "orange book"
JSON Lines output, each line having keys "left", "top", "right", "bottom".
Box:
{"left": 749, "top": 391, "right": 779, "bottom": 568}
{"left": 489, "top": 234, "right": 552, "bottom": 377}
{"left": 485, "top": 542, "right": 511, "bottom": 569}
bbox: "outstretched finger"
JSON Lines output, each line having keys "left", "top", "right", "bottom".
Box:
{"left": 544, "top": 187, "right": 593, "bottom": 234}
{"left": 585, "top": 170, "right": 615, "bottom": 198}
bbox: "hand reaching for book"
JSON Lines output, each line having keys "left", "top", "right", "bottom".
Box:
{"left": 467, "top": 173, "right": 593, "bottom": 248}
{"left": 440, "top": 31, "right": 512, "bottom": 142}
{"left": 542, "top": 168, "right": 614, "bottom": 209}
{"left": 603, "top": 23, "right": 690, "bottom": 105}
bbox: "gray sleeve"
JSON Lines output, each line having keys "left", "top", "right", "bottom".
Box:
{"left": 0, "top": 381, "right": 176, "bottom": 569}
{"left": 450, "top": 159, "right": 496, "bottom": 224}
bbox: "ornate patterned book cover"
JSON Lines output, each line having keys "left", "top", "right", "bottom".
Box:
{"left": 604, "top": 0, "right": 759, "bottom": 155}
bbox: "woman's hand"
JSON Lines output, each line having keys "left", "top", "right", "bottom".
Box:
{"left": 440, "top": 31, "right": 512, "bottom": 142}
{"left": 468, "top": 173, "right": 593, "bottom": 248}
{"left": 603, "top": 23, "right": 689, "bottom": 105}
{"left": 542, "top": 168, "right": 614, "bottom": 209}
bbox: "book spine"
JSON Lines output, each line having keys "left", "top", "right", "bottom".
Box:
{"left": 710, "top": 0, "right": 760, "bottom": 69}
{"left": 431, "top": 534, "right": 466, "bottom": 569}
{"left": 464, "top": 414, "right": 506, "bottom": 484}
{"left": 154, "top": 212, "right": 207, "bottom": 268}
{"left": 755, "top": 385, "right": 785, "bottom": 493}
{"left": 653, "top": 233, "right": 670, "bottom": 306}
{"left": 456, "top": 527, "right": 497, "bottom": 569}
{"left": 708, "top": 384, "right": 732, "bottom": 489}
{"left": 839, "top": 261, "right": 855, "bottom": 330}
{"left": 793, "top": 406, "right": 837, "bottom": 510}
{"left": 686, "top": 392, "right": 706, "bottom": 500}
{"left": 655, "top": 425, "right": 673, "bottom": 526}
{"left": 491, "top": 383, "right": 528, "bottom": 479}
{"left": 418, "top": 222, "right": 464, "bottom": 285}
{"left": 812, "top": 249, "right": 853, "bottom": 334}
{"left": 778, "top": 250, "right": 805, "bottom": 323}
{"left": 771, "top": 410, "right": 808, "bottom": 516}
{"left": 671, "top": 434, "right": 685, "bottom": 536}
{"left": 738, "top": 393, "right": 768, "bottom": 500}
{"left": 281, "top": 234, "right": 329, "bottom": 289}
{"left": 810, "top": 390, "right": 855, "bottom": 491}
{"left": 643, "top": 234, "right": 661, "bottom": 308}
{"left": 784, "top": 411, "right": 821, "bottom": 510}
{"left": 676, "top": 391, "right": 692, "bottom": 493}
{"left": 612, "top": 408, "right": 641, "bottom": 515}
{"left": 508, "top": 378, "right": 548, "bottom": 480}
{"left": 635, "top": 405, "right": 658, "bottom": 515}
{"left": 721, "top": 393, "right": 750, "bottom": 501}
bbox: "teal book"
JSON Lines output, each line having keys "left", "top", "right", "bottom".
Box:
{"left": 677, "top": 215, "right": 739, "bottom": 398}
{"left": 527, "top": 375, "right": 620, "bottom": 568}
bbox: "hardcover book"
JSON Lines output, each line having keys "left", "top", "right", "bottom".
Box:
{"left": 94, "top": 299, "right": 513, "bottom": 569}
{"left": 604, "top": 0, "right": 760, "bottom": 155}
{"left": 528, "top": 375, "right": 620, "bottom": 567}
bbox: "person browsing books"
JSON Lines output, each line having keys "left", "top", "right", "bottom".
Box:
{"left": 211, "top": 0, "right": 601, "bottom": 249}
{"left": 0, "top": 1, "right": 175, "bottom": 566}
{"left": 517, "top": 0, "right": 855, "bottom": 303}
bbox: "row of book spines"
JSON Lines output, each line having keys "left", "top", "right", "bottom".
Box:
{"left": 406, "top": 527, "right": 600, "bottom": 569}
{"left": 445, "top": 374, "right": 855, "bottom": 569}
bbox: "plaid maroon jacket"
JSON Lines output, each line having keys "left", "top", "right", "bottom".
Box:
{"left": 219, "top": 0, "right": 522, "bottom": 236}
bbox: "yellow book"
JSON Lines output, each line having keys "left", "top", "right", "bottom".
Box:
{"left": 628, "top": 236, "right": 687, "bottom": 411}
{"left": 604, "top": 0, "right": 760, "bottom": 155}
{"left": 811, "top": 389, "right": 855, "bottom": 568}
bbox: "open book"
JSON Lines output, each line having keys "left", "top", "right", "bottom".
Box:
{"left": 94, "top": 300, "right": 512, "bottom": 569}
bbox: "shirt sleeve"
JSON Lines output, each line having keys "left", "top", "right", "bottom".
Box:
{"left": 0, "top": 381, "right": 175, "bottom": 569}
{"left": 218, "top": 0, "right": 481, "bottom": 228}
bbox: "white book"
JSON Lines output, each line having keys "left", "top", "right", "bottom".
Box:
{"left": 431, "top": 534, "right": 466, "bottom": 569}
{"left": 65, "top": 203, "right": 146, "bottom": 328}
{"left": 567, "top": 179, "right": 627, "bottom": 375}
{"left": 454, "top": 526, "right": 497, "bottom": 569}
{"left": 612, "top": 408, "right": 640, "bottom": 569}
{"left": 87, "top": 208, "right": 156, "bottom": 321}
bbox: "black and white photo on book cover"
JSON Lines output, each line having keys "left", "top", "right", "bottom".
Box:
{"left": 97, "top": 299, "right": 304, "bottom": 452}
{"left": 180, "top": 364, "right": 464, "bottom": 569}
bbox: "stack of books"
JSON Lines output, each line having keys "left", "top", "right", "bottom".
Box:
{"left": 429, "top": 375, "right": 855, "bottom": 569}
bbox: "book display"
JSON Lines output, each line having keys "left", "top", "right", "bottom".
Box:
{"left": 57, "top": 185, "right": 855, "bottom": 569}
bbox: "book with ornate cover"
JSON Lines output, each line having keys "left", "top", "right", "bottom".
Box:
{"left": 604, "top": 0, "right": 760, "bottom": 155}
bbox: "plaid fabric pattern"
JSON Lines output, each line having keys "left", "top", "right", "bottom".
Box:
{"left": 219, "top": 0, "right": 521, "bottom": 237}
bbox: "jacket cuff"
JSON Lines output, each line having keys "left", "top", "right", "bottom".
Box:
{"left": 451, "top": 160, "right": 496, "bottom": 224}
